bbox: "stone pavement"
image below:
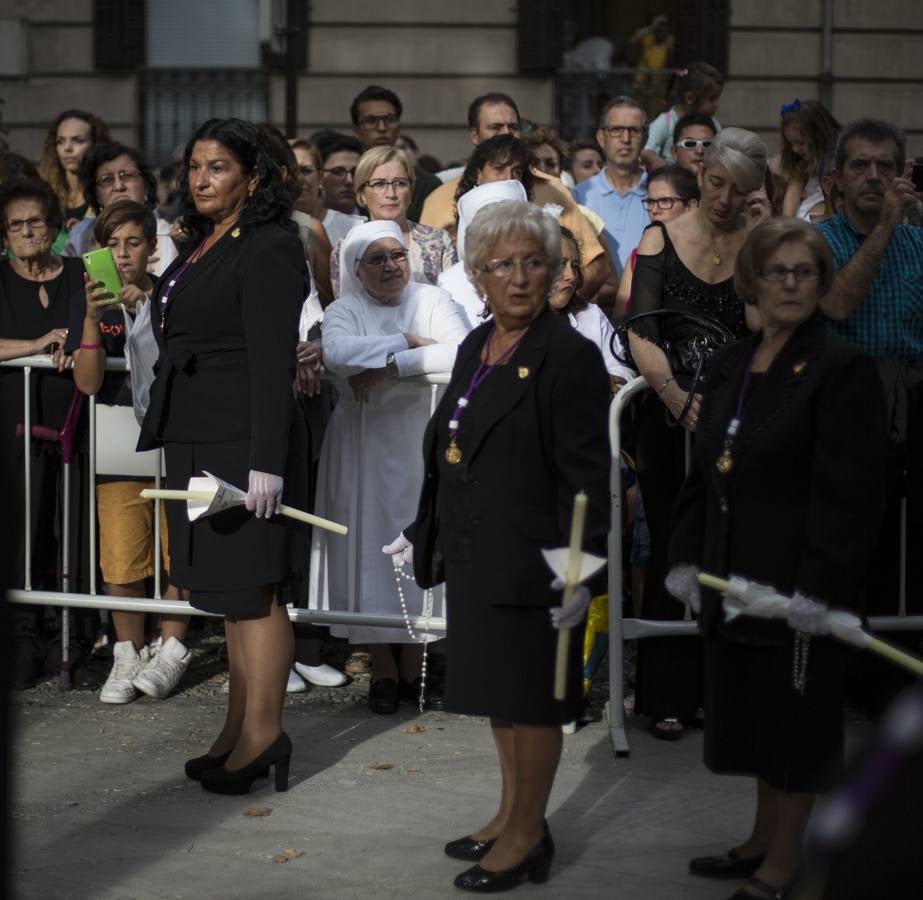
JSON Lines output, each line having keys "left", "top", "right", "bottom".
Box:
{"left": 10, "top": 661, "right": 873, "bottom": 900}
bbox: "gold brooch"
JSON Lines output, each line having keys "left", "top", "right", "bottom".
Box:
{"left": 792, "top": 361, "right": 806, "bottom": 374}
{"left": 517, "top": 367, "right": 529, "bottom": 379}
{"left": 231, "top": 227, "right": 241, "bottom": 238}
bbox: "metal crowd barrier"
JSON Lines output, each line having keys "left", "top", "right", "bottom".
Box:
{"left": 3, "top": 356, "right": 448, "bottom": 692}
{"left": 605, "top": 376, "right": 923, "bottom": 757}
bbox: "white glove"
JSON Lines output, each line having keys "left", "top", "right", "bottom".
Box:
{"left": 786, "top": 592, "right": 830, "bottom": 635}
{"left": 665, "top": 564, "right": 701, "bottom": 614}
{"left": 549, "top": 577, "right": 592, "bottom": 629}
{"left": 245, "top": 469, "right": 284, "bottom": 519}
{"left": 382, "top": 533, "right": 413, "bottom": 567}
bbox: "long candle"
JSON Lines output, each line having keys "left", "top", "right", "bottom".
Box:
{"left": 554, "top": 491, "right": 588, "bottom": 700}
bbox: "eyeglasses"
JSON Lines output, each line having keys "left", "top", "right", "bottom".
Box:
{"left": 96, "top": 169, "right": 143, "bottom": 188}
{"left": 360, "top": 249, "right": 409, "bottom": 268}
{"left": 6, "top": 216, "right": 48, "bottom": 233}
{"left": 357, "top": 114, "right": 399, "bottom": 130}
{"left": 760, "top": 264, "right": 819, "bottom": 283}
{"left": 675, "top": 138, "right": 713, "bottom": 151}
{"left": 602, "top": 126, "right": 644, "bottom": 139}
{"left": 322, "top": 166, "right": 356, "bottom": 180}
{"left": 642, "top": 196, "right": 686, "bottom": 210}
{"left": 481, "top": 257, "right": 550, "bottom": 279}
{"left": 361, "top": 178, "right": 412, "bottom": 193}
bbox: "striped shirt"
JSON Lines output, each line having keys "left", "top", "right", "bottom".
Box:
{"left": 817, "top": 212, "right": 923, "bottom": 364}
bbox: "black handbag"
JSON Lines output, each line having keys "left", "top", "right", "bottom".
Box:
{"left": 611, "top": 308, "right": 736, "bottom": 425}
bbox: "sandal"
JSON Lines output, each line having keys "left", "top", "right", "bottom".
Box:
{"left": 344, "top": 652, "right": 371, "bottom": 676}
{"left": 651, "top": 717, "right": 683, "bottom": 741}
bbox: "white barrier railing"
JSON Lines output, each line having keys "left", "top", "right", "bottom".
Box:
{"left": 606, "top": 376, "right": 923, "bottom": 757}
{"left": 3, "top": 356, "right": 448, "bottom": 692}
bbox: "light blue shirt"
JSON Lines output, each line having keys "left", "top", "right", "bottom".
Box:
{"left": 572, "top": 168, "right": 649, "bottom": 278}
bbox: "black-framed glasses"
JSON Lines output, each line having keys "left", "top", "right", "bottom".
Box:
{"left": 602, "top": 125, "right": 643, "bottom": 139}
{"left": 95, "top": 169, "right": 143, "bottom": 188}
{"left": 322, "top": 166, "right": 356, "bottom": 180}
{"left": 675, "top": 138, "right": 713, "bottom": 151}
{"left": 480, "top": 257, "right": 551, "bottom": 279}
{"left": 5, "top": 216, "right": 48, "bottom": 233}
{"left": 360, "top": 249, "right": 409, "bottom": 268}
{"left": 760, "top": 264, "right": 819, "bottom": 283}
{"left": 361, "top": 178, "right": 412, "bottom": 193}
{"left": 642, "top": 196, "right": 685, "bottom": 210}
{"left": 357, "top": 114, "right": 399, "bottom": 130}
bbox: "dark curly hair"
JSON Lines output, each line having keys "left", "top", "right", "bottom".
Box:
{"left": 0, "top": 176, "right": 64, "bottom": 236}
{"left": 79, "top": 142, "right": 158, "bottom": 214}
{"left": 176, "top": 118, "right": 294, "bottom": 245}
{"left": 454, "top": 134, "right": 534, "bottom": 215}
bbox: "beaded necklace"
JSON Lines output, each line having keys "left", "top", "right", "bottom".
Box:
{"left": 391, "top": 563, "right": 434, "bottom": 711}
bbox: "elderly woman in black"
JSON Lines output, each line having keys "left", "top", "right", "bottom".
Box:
{"left": 139, "top": 118, "right": 308, "bottom": 795}
{"left": 401, "top": 201, "right": 610, "bottom": 892}
{"left": 667, "top": 219, "right": 887, "bottom": 900}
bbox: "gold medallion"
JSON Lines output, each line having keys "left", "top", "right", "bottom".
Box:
{"left": 518, "top": 366, "right": 529, "bottom": 379}
{"left": 715, "top": 445, "right": 734, "bottom": 474}
{"left": 792, "top": 360, "right": 806, "bottom": 374}
{"left": 444, "top": 439, "right": 462, "bottom": 465}
{"left": 231, "top": 227, "right": 241, "bottom": 238}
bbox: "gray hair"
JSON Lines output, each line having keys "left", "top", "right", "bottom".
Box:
{"left": 464, "top": 201, "right": 561, "bottom": 275}
{"left": 598, "top": 95, "right": 648, "bottom": 130}
{"left": 703, "top": 127, "right": 767, "bottom": 194}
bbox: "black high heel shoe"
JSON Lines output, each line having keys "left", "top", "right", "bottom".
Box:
{"left": 200, "top": 733, "right": 292, "bottom": 795}
{"left": 184, "top": 751, "right": 231, "bottom": 781}
{"left": 454, "top": 825, "right": 555, "bottom": 893}
{"left": 444, "top": 835, "right": 496, "bottom": 862}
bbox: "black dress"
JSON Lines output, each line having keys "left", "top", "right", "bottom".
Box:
{"left": 139, "top": 222, "right": 309, "bottom": 618}
{"left": 412, "top": 308, "right": 611, "bottom": 725}
{"left": 628, "top": 222, "right": 748, "bottom": 724}
{"left": 669, "top": 317, "right": 888, "bottom": 791}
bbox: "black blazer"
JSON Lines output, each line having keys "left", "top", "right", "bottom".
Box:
{"left": 669, "top": 316, "right": 888, "bottom": 641}
{"left": 139, "top": 222, "right": 307, "bottom": 476}
{"left": 412, "top": 306, "right": 611, "bottom": 607}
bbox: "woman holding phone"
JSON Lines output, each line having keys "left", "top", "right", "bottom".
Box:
{"left": 67, "top": 199, "right": 192, "bottom": 706}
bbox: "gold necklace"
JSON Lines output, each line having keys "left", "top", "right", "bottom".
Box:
{"left": 710, "top": 240, "right": 721, "bottom": 266}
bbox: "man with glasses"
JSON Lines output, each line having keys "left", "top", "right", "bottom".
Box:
{"left": 817, "top": 118, "right": 923, "bottom": 711}
{"left": 671, "top": 113, "right": 717, "bottom": 176}
{"left": 573, "top": 96, "right": 650, "bottom": 278}
{"left": 61, "top": 143, "right": 176, "bottom": 276}
{"left": 313, "top": 132, "right": 366, "bottom": 245}
{"left": 421, "top": 92, "right": 610, "bottom": 299}
{"left": 349, "top": 85, "right": 440, "bottom": 223}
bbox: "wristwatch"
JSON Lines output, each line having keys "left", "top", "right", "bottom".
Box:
{"left": 386, "top": 352, "right": 399, "bottom": 379}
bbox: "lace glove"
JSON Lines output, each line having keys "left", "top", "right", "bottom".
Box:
{"left": 382, "top": 533, "right": 413, "bottom": 567}
{"left": 786, "top": 592, "right": 830, "bottom": 635}
{"left": 245, "top": 470, "right": 284, "bottom": 519}
{"left": 665, "top": 564, "right": 701, "bottom": 614}
{"left": 549, "top": 577, "right": 592, "bottom": 629}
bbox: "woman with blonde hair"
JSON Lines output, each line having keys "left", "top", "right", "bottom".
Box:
{"left": 628, "top": 127, "right": 770, "bottom": 741}
{"left": 38, "top": 109, "right": 111, "bottom": 230}
{"left": 330, "top": 146, "right": 456, "bottom": 295}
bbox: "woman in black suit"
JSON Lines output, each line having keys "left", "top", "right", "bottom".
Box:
{"left": 140, "top": 119, "right": 308, "bottom": 795}
{"left": 400, "top": 201, "right": 610, "bottom": 893}
{"left": 666, "top": 219, "right": 888, "bottom": 899}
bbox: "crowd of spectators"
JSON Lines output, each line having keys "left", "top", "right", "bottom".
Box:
{"left": 2, "top": 57, "right": 923, "bottom": 894}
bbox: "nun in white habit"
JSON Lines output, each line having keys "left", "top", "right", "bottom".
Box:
{"left": 437, "top": 179, "right": 528, "bottom": 330}
{"left": 308, "top": 220, "right": 468, "bottom": 711}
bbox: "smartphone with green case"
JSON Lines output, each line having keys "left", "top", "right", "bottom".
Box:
{"left": 82, "top": 247, "right": 123, "bottom": 302}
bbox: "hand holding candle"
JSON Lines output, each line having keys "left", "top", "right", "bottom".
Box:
{"left": 553, "top": 491, "right": 588, "bottom": 700}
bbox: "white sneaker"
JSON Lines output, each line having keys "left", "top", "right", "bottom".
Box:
{"left": 100, "top": 642, "right": 150, "bottom": 704}
{"left": 294, "top": 661, "right": 348, "bottom": 687}
{"left": 286, "top": 669, "right": 308, "bottom": 693}
{"left": 132, "top": 636, "right": 191, "bottom": 699}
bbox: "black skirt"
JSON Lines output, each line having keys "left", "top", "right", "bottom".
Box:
{"left": 164, "top": 435, "right": 308, "bottom": 618}
{"left": 704, "top": 632, "right": 846, "bottom": 793}
{"left": 443, "top": 561, "right": 583, "bottom": 726}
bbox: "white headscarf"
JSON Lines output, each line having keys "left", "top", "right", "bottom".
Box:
{"left": 338, "top": 220, "right": 408, "bottom": 299}
{"left": 455, "top": 180, "right": 528, "bottom": 262}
